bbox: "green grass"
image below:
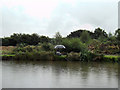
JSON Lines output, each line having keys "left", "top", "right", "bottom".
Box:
{"left": 104, "top": 55, "right": 120, "bottom": 62}
{"left": 60, "top": 55, "right": 67, "bottom": 58}
{"left": 54, "top": 55, "right": 67, "bottom": 60}
{"left": 104, "top": 55, "right": 120, "bottom": 59}
{"left": 0, "top": 54, "right": 15, "bottom": 57}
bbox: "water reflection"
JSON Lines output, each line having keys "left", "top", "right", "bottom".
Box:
{"left": 2, "top": 60, "right": 118, "bottom": 88}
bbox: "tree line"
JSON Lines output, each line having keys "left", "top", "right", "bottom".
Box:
{"left": 1, "top": 27, "right": 120, "bottom": 46}
{"left": 1, "top": 33, "right": 50, "bottom": 46}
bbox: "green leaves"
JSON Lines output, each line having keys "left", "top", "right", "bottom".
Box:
{"left": 62, "top": 38, "right": 87, "bottom": 53}
{"left": 54, "top": 32, "right": 62, "bottom": 45}
{"left": 80, "top": 31, "right": 91, "bottom": 43}
{"left": 94, "top": 27, "right": 108, "bottom": 39}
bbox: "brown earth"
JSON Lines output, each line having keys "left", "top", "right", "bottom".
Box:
{"left": 0, "top": 46, "right": 16, "bottom": 51}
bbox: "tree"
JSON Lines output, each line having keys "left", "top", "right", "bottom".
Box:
{"left": 107, "top": 32, "right": 117, "bottom": 44}
{"left": 54, "top": 32, "right": 62, "bottom": 45}
{"left": 94, "top": 27, "right": 108, "bottom": 39}
{"left": 31, "top": 33, "right": 40, "bottom": 45}
{"left": 2, "top": 37, "right": 10, "bottom": 46}
{"left": 80, "top": 31, "right": 91, "bottom": 43}
{"left": 115, "top": 29, "right": 120, "bottom": 41}
{"left": 108, "top": 32, "right": 112, "bottom": 38}
{"left": 2, "top": 37, "right": 16, "bottom": 46}
{"left": 40, "top": 36, "right": 50, "bottom": 43}
{"left": 10, "top": 33, "right": 22, "bottom": 44}
{"left": 2, "top": 33, "right": 41, "bottom": 46}
{"left": 67, "top": 29, "right": 94, "bottom": 38}
{"left": 0, "top": 38, "right": 2, "bottom": 46}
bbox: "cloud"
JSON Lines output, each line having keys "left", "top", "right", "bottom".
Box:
{"left": 46, "top": 1, "right": 118, "bottom": 36}
{"left": 2, "top": 7, "right": 46, "bottom": 35}
{"left": 1, "top": 0, "right": 118, "bottom": 37}
{"left": 119, "top": 1, "right": 120, "bottom": 28}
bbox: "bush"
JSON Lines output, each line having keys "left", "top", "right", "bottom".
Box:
{"left": 12, "top": 45, "right": 43, "bottom": 53}
{"left": 66, "top": 51, "right": 104, "bottom": 62}
{"left": 41, "top": 43, "right": 54, "bottom": 51}
{"left": 14, "top": 51, "right": 55, "bottom": 61}
{"left": 62, "top": 38, "right": 87, "bottom": 53}
{"left": 13, "top": 46, "right": 33, "bottom": 53}
{"left": 79, "top": 51, "right": 98, "bottom": 62}
{"left": 67, "top": 52, "right": 81, "bottom": 61}
{"left": 80, "top": 31, "right": 91, "bottom": 43}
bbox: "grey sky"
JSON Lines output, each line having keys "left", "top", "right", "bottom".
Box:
{"left": 0, "top": 0, "right": 119, "bottom": 38}
{"left": 118, "top": 1, "right": 120, "bottom": 28}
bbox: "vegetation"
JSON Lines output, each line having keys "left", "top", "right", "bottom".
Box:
{"left": 2, "top": 33, "right": 50, "bottom": 46}
{"left": 54, "top": 32, "right": 62, "bottom": 45}
{"left": 80, "top": 31, "right": 91, "bottom": 43}
{"left": 104, "top": 55, "right": 120, "bottom": 62}
{"left": 94, "top": 28, "right": 108, "bottom": 39}
{"left": 1, "top": 27, "right": 120, "bottom": 62}
{"left": 62, "top": 38, "right": 87, "bottom": 53}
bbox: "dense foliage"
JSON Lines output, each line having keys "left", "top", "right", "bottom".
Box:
{"left": 62, "top": 38, "right": 87, "bottom": 53}
{"left": 67, "top": 27, "right": 108, "bottom": 39}
{"left": 2, "top": 33, "right": 50, "bottom": 46}
{"left": 1, "top": 27, "right": 120, "bottom": 55}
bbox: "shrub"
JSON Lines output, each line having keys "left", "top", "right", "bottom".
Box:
{"left": 16, "top": 43, "right": 27, "bottom": 48}
{"left": 80, "top": 31, "right": 91, "bottom": 43}
{"left": 14, "top": 51, "right": 55, "bottom": 61}
{"left": 12, "top": 45, "right": 43, "bottom": 53}
{"left": 67, "top": 52, "right": 81, "bottom": 61}
{"left": 62, "top": 38, "right": 87, "bottom": 53}
{"left": 66, "top": 51, "right": 104, "bottom": 62}
{"left": 13, "top": 46, "right": 32, "bottom": 53}
{"left": 41, "top": 43, "right": 54, "bottom": 51}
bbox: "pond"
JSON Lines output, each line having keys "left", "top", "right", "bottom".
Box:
{"left": 2, "top": 60, "right": 118, "bottom": 88}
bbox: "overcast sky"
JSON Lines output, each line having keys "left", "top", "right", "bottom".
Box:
{"left": 0, "top": 0, "right": 119, "bottom": 38}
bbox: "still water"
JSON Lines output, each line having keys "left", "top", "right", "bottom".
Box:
{"left": 2, "top": 60, "right": 118, "bottom": 88}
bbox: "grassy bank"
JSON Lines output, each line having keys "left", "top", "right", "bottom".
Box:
{"left": 1, "top": 52, "right": 120, "bottom": 63}
{"left": 1, "top": 42, "right": 119, "bottom": 62}
{"left": 104, "top": 55, "right": 120, "bottom": 62}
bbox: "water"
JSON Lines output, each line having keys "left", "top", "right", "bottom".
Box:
{"left": 2, "top": 60, "right": 118, "bottom": 88}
